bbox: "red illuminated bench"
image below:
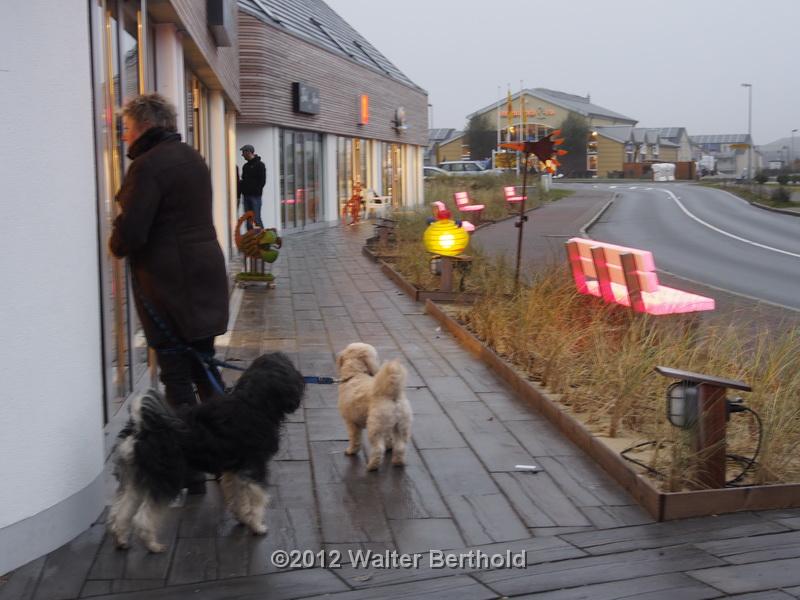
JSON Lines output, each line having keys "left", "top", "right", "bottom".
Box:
{"left": 565, "top": 237, "right": 715, "bottom": 315}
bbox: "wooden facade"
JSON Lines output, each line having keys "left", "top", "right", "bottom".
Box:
{"left": 437, "top": 134, "right": 469, "bottom": 162}
{"left": 238, "top": 14, "right": 427, "bottom": 146}
{"left": 151, "top": 0, "right": 240, "bottom": 108}
{"left": 596, "top": 136, "right": 626, "bottom": 176}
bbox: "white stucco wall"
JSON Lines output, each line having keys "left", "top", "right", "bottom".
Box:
{"left": 0, "top": 0, "right": 105, "bottom": 543}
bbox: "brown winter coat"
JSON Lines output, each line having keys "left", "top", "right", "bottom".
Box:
{"left": 109, "top": 128, "right": 229, "bottom": 346}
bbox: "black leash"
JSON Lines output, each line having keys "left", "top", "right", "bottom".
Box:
{"left": 131, "top": 274, "right": 338, "bottom": 389}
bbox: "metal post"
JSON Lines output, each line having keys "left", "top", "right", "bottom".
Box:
{"left": 792, "top": 129, "right": 797, "bottom": 170}
{"left": 694, "top": 383, "right": 728, "bottom": 489}
{"left": 741, "top": 83, "right": 752, "bottom": 179}
{"left": 513, "top": 151, "right": 530, "bottom": 289}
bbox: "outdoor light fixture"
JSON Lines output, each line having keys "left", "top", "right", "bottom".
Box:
{"left": 655, "top": 365, "right": 752, "bottom": 488}
{"left": 666, "top": 380, "right": 699, "bottom": 429}
{"left": 423, "top": 209, "right": 469, "bottom": 257}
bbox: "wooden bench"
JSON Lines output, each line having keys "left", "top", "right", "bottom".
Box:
{"left": 565, "top": 237, "right": 715, "bottom": 315}
{"left": 503, "top": 186, "right": 526, "bottom": 210}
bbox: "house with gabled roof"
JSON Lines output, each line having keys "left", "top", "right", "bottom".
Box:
{"left": 593, "top": 126, "right": 680, "bottom": 176}
{"left": 690, "top": 134, "right": 761, "bottom": 176}
{"left": 457, "top": 88, "right": 636, "bottom": 173}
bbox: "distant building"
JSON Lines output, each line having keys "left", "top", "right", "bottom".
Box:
{"left": 453, "top": 88, "right": 637, "bottom": 174}
{"left": 690, "top": 134, "right": 761, "bottom": 176}
{"left": 426, "top": 128, "right": 460, "bottom": 165}
{"left": 594, "top": 127, "right": 681, "bottom": 176}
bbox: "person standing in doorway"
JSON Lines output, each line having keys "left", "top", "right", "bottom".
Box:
{"left": 109, "top": 93, "right": 229, "bottom": 413}
{"left": 239, "top": 144, "right": 266, "bottom": 229}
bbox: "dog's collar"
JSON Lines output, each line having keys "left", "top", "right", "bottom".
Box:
{"left": 339, "top": 375, "right": 355, "bottom": 384}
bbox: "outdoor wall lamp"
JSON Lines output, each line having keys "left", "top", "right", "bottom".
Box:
{"left": 665, "top": 380, "right": 698, "bottom": 429}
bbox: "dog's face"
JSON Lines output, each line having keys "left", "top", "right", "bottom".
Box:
{"left": 231, "top": 352, "right": 305, "bottom": 418}
{"left": 336, "top": 343, "right": 380, "bottom": 380}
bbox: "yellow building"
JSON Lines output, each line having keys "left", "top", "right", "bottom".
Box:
{"left": 595, "top": 127, "right": 681, "bottom": 176}
{"left": 464, "top": 88, "right": 637, "bottom": 174}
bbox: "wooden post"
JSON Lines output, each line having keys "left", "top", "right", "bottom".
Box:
{"left": 440, "top": 257, "right": 454, "bottom": 292}
{"left": 694, "top": 383, "right": 728, "bottom": 489}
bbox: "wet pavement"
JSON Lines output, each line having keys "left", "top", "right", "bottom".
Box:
{"left": 4, "top": 188, "right": 800, "bottom": 599}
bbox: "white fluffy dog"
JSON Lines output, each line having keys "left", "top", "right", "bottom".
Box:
{"left": 336, "top": 343, "right": 412, "bottom": 471}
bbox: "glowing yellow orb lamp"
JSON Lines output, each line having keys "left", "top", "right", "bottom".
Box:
{"left": 423, "top": 209, "right": 469, "bottom": 257}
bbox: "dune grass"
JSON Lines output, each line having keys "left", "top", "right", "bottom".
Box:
{"left": 377, "top": 187, "right": 800, "bottom": 491}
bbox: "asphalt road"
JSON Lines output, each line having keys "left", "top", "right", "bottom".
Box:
{"left": 586, "top": 183, "right": 800, "bottom": 311}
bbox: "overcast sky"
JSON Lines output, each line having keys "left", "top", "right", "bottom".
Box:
{"left": 324, "top": 0, "right": 799, "bottom": 147}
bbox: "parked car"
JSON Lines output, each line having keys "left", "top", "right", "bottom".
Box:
{"left": 437, "top": 160, "right": 501, "bottom": 176}
{"left": 423, "top": 166, "right": 449, "bottom": 179}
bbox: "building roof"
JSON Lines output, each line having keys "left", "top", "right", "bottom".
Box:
{"left": 657, "top": 127, "right": 687, "bottom": 141}
{"left": 596, "top": 126, "right": 633, "bottom": 143}
{"left": 468, "top": 88, "right": 636, "bottom": 124}
{"left": 690, "top": 134, "right": 751, "bottom": 144}
{"left": 596, "top": 126, "right": 679, "bottom": 147}
{"left": 429, "top": 128, "right": 457, "bottom": 143}
{"left": 239, "top": 0, "right": 422, "bottom": 91}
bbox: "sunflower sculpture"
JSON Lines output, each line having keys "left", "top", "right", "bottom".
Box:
{"left": 234, "top": 211, "right": 282, "bottom": 284}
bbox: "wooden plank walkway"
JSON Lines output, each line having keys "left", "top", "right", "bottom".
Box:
{"left": 3, "top": 193, "right": 800, "bottom": 598}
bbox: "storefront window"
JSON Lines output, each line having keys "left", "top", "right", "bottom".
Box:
{"left": 279, "top": 129, "right": 323, "bottom": 229}
{"left": 336, "top": 136, "right": 372, "bottom": 218}
{"left": 185, "top": 71, "right": 209, "bottom": 158}
{"left": 89, "top": 0, "right": 149, "bottom": 421}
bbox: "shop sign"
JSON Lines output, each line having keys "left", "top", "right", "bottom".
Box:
{"left": 293, "top": 82, "right": 320, "bottom": 115}
{"left": 358, "top": 94, "right": 369, "bottom": 125}
{"left": 500, "top": 107, "right": 557, "bottom": 119}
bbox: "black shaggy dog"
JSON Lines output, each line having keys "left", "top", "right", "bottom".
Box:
{"left": 108, "top": 352, "right": 305, "bottom": 552}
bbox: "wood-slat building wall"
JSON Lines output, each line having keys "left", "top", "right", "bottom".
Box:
{"left": 238, "top": 13, "right": 428, "bottom": 147}
{"left": 165, "top": 0, "right": 240, "bottom": 108}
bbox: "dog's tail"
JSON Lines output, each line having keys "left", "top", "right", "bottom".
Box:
{"left": 371, "top": 360, "right": 407, "bottom": 401}
{"left": 118, "top": 390, "right": 187, "bottom": 502}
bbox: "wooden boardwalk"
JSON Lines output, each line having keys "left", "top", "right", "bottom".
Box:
{"left": 4, "top": 195, "right": 800, "bottom": 599}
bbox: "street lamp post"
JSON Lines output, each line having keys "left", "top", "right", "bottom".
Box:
{"left": 741, "top": 83, "right": 752, "bottom": 180}
{"left": 792, "top": 128, "right": 798, "bottom": 171}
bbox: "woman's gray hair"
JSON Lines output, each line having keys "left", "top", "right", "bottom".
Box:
{"left": 122, "top": 93, "right": 178, "bottom": 132}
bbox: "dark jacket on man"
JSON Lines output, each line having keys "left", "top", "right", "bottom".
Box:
{"left": 109, "top": 127, "right": 229, "bottom": 346}
{"left": 240, "top": 154, "right": 266, "bottom": 196}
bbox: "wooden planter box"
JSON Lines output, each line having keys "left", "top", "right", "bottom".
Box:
{"left": 424, "top": 299, "right": 800, "bottom": 521}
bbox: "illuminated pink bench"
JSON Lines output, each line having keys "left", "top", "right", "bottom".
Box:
{"left": 431, "top": 200, "right": 474, "bottom": 231}
{"left": 454, "top": 191, "right": 485, "bottom": 223}
{"left": 504, "top": 186, "right": 526, "bottom": 209}
{"left": 565, "top": 237, "right": 715, "bottom": 315}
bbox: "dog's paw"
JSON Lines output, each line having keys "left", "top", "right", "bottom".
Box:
{"left": 109, "top": 530, "right": 130, "bottom": 550}
{"left": 250, "top": 523, "right": 268, "bottom": 535}
{"left": 391, "top": 457, "right": 406, "bottom": 467}
{"left": 146, "top": 541, "right": 167, "bottom": 554}
{"left": 344, "top": 446, "right": 360, "bottom": 456}
{"left": 113, "top": 538, "right": 130, "bottom": 550}
{"left": 366, "top": 460, "right": 381, "bottom": 471}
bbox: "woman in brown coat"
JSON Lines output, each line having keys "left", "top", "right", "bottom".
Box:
{"left": 110, "top": 93, "right": 229, "bottom": 412}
